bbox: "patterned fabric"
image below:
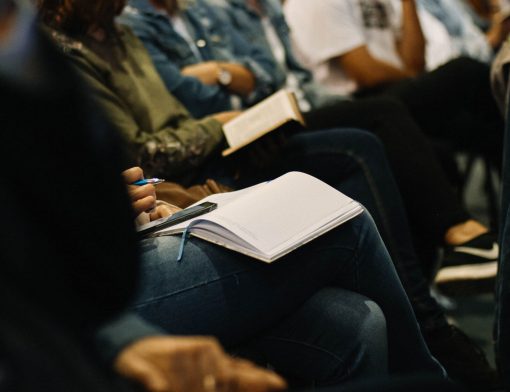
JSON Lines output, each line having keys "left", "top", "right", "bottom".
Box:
{"left": 119, "top": 0, "right": 277, "bottom": 115}
{"left": 360, "top": 0, "right": 391, "bottom": 29}
{"left": 48, "top": 25, "right": 225, "bottom": 181}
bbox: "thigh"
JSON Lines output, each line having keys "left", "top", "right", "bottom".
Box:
{"left": 237, "top": 288, "right": 388, "bottom": 386}
{"left": 133, "top": 215, "right": 362, "bottom": 347}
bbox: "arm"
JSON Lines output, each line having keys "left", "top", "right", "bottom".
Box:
{"left": 397, "top": 0, "right": 426, "bottom": 73}
{"left": 486, "top": 12, "right": 510, "bottom": 49}
{"left": 69, "top": 56, "right": 225, "bottom": 178}
{"left": 127, "top": 22, "right": 236, "bottom": 118}
{"left": 115, "top": 335, "right": 287, "bottom": 392}
{"left": 336, "top": 46, "right": 416, "bottom": 88}
{"left": 181, "top": 61, "right": 256, "bottom": 97}
{"left": 204, "top": 2, "right": 279, "bottom": 102}
{"left": 122, "top": 167, "right": 182, "bottom": 221}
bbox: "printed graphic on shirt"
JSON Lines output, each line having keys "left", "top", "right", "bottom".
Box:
{"left": 359, "top": 0, "right": 390, "bottom": 29}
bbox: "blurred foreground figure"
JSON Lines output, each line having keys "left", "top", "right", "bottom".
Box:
{"left": 0, "top": 2, "right": 286, "bottom": 391}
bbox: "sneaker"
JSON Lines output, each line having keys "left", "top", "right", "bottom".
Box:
{"left": 437, "top": 233, "right": 498, "bottom": 284}
{"left": 424, "top": 324, "right": 501, "bottom": 390}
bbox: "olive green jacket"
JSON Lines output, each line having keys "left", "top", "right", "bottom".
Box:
{"left": 48, "top": 25, "right": 224, "bottom": 179}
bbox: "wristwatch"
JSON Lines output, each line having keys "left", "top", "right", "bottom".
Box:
{"left": 217, "top": 67, "right": 233, "bottom": 87}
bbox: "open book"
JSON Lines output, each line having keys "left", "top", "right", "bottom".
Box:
{"left": 222, "top": 89, "right": 305, "bottom": 157}
{"left": 154, "top": 172, "right": 364, "bottom": 263}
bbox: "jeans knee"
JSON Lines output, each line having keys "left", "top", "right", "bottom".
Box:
{"left": 307, "top": 289, "right": 388, "bottom": 383}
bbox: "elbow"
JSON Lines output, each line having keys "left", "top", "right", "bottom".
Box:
{"left": 355, "top": 72, "right": 390, "bottom": 89}
{"left": 238, "top": 76, "right": 256, "bottom": 97}
{"left": 407, "top": 58, "right": 426, "bottom": 76}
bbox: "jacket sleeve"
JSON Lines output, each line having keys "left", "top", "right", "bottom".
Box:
{"left": 96, "top": 312, "right": 165, "bottom": 363}
{"left": 69, "top": 55, "right": 225, "bottom": 178}
{"left": 206, "top": 3, "right": 279, "bottom": 104}
{"left": 127, "top": 21, "right": 235, "bottom": 118}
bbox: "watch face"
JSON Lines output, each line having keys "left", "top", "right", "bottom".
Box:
{"left": 218, "top": 69, "right": 233, "bottom": 86}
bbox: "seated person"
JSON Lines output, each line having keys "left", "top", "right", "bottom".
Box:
{"left": 113, "top": 166, "right": 447, "bottom": 388}
{"left": 36, "top": 0, "right": 498, "bottom": 386}
{"left": 0, "top": 2, "right": 286, "bottom": 392}
{"left": 119, "top": 0, "right": 497, "bottom": 284}
{"left": 116, "top": 0, "right": 499, "bottom": 385}
{"left": 0, "top": 1, "right": 441, "bottom": 390}
{"left": 283, "top": 0, "right": 503, "bottom": 175}
{"left": 418, "top": 0, "right": 510, "bottom": 67}
{"left": 35, "top": 0, "right": 452, "bottom": 385}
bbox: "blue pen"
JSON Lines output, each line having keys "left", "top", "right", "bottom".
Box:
{"left": 132, "top": 178, "right": 165, "bottom": 186}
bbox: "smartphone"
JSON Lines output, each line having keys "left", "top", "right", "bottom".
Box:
{"left": 137, "top": 201, "right": 217, "bottom": 238}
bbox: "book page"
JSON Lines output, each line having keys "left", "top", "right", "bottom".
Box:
{"left": 222, "top": 90, "right": 302, "bottom": 154}
{"left": 198, "top": 172, "right": 359, "bottom": 255}
{"left": 154, "top": 172, "right": 363, "bottom": 262}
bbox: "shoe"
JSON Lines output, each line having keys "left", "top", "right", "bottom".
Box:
{"left": 437, "top": 233, "right": 498, "bottom": 284}
{"left": 424, "top": 324, "right": 501, "bottom": 390}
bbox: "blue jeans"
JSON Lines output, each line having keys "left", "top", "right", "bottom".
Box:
{"left": 496, "top": 95, "right": 510, "bottom": 388}
{"left": 228, "top": 128, "right": 446, "bottom": 332}
{"left": 133, "top": 212, "right": 444, "bottom": 386}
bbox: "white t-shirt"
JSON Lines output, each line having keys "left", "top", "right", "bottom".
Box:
{"left": 260, "top": 16, "right": 312, "bottom": 112}
{"left": 284, "top": 0, "right": 404, "bottom": 95}
{"left": 389, "top": 0, "right": 457, "bottom": 70}
{"left": 416, "top": 7, "right": 458, "bottom": 70}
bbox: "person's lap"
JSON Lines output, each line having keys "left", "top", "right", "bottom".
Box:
{"left": 133, "top": 212, "right": 444, "bottom": 378}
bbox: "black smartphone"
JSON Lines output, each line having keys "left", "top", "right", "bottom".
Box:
{"left": 137, "top": 201, "right": 217, "bottom": 238}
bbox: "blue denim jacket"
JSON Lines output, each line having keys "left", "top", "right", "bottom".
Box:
{"left": 207, "top": 0, "right": 346, "bottom": 109}
{"left": 118, "top": 0, "right": 277, "bottom": 118}
{"left": 418, "top": 0, "right": 492, "bottom": 63}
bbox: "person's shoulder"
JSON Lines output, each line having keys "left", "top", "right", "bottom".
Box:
{"left": 118, "top": 5, "right": 161, "bottom": 37}
{"left": 44, "top": 28, "right": 85, "bottom": 56}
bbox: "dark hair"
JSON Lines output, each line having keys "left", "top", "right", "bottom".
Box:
{"left": 37, "top": 0, "right": 126, "bottom": 36}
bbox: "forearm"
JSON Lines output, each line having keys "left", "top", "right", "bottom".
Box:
{"left": 181, "top": 61, "right": 255, "bottom": 97}
{"left": 96, "top": 313, "right": 164, "bottom": 364}
{"left": 398, "top": 0, "right": 426, "bottom": 74}
{"left": 216, "top": 62, "right": 255, "bottom": 97}
{"left": 134, "top": 117, "right": 225, "bottom": 178}
{"left": 356, "top": 60, "right": 415, "bottom": 87}
{"left": 337, "top": 47, "right": 415, "bottom": 89}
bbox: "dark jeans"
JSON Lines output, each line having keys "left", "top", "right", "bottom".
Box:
{"left": 196, "top": 127, "right": 448, "bottom": 333}
{"left": 496, "top": 88, "right": 510, "bottom": 389}
{"left": 365, "top": 57, "right": 503, "bottom": 161}
{"left": 304, "top": 97, "right": 470, "bottom": 248}
{"left": 134, "top": 212, "right": 444, "bottom": 386}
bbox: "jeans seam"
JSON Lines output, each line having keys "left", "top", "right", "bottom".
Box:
{"left": 290, "top": 147, "right": 399, "bottom": 267}
{"left": 260, "top": 336, "right": 348, "bottom": 367}
{"left": 133, "top": 269, "right": 246, "bottom": 307}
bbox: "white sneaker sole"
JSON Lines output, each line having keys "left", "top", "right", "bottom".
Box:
{"left": 435, "top": 261, "right": 498, "bottom": 283}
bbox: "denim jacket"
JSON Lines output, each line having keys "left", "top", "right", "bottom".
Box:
{"left": 207, "top": 0, "right": 346, "bottom": 108}
{"left": 417, "top": 0, "right": 492, "bottom": 63}
{"left": 118, "top": 0, "right": 278, "bottom": 118}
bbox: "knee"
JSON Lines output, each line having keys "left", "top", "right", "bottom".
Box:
{"left": 331, "top": 127, "right": 386, "bottom": 159}
{"left": 305, "top": 288, "right": 388, "bottom": 383}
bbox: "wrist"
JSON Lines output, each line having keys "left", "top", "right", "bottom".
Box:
{"left": 216, "top": 63, "right": 233, "bottom": 87}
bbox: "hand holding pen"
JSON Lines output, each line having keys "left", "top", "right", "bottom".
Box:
{"left": 122, "top": 167, "right": 165, "bottom": 217}
{"left": 132, "top": 178, "right": 165, "bottom": 186}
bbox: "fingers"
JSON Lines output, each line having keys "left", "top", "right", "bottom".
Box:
{"left": 115, "top": 348, "right": 170, "bottom": 392}
{"left": 130, "top": 184, "right": 156, "bottom": 216}
{"left": 222, "top": 359, "right": 287, "bottom": 392}
{"left": 114, "top": 336, "right": 287, "bottom": 392}
{"left": 122, "top": 166, "right": 144, "bottom": 184}
{"left": 149, "top": 204, "right": 180, "bottom": 221}
{"left": 206, "top": 351, "right": 287, "bottom": 392}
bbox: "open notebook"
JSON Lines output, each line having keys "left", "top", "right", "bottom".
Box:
{"left": 222, "top": 89, "right": 305, "bottom": 156}
{"left": 154, "top": 172, "right": 364, "bottom": 263}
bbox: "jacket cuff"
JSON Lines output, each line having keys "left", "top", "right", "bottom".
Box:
{"left": 96, "top": 313, "right": 164, "bottom": 363}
